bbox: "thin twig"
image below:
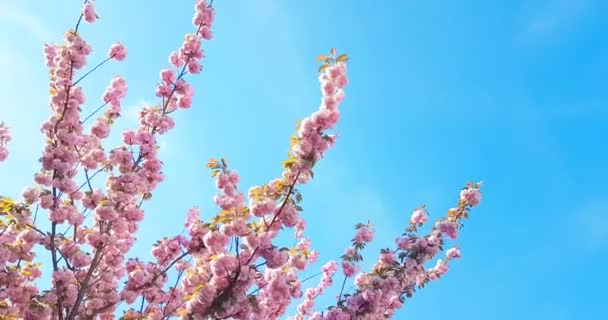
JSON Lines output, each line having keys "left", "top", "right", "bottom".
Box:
{"left": 81, "top": 102, "right": 108, "bottom": 124}
{"left": 73, "top": 57, "right": 112, "bottom": 86}
{"left": 337, "top": 275, "right": 348, "bottom": 304}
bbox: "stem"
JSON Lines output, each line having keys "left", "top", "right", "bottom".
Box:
{"left": 33, "top": 204, "right": 39, "bottom": 224}
{"left": 81, "top": 102, "right": 108, "bottom": 124}
{"left": 201, "top": 172, "right": 302, "bottom": 318}
{"left": 302, "top": 271, "right": 323, "bottom": 284}
{"left": 73, "top": 57, "right": 112, "bottom": 86}
{"left": 0, "top": 220, "right": 14, "bottom": 238}
{"left": 83, "top": 167, "right": 94, "bottom": 193}
{"left": 26, "top": 224, "right": 47, "bottom": 236}
{"left": 66, "top": 242, "right": 105, "bottom": 320}
{"left": 131, "top": 250, "right": 192, "bottom": 291}
{"left": 131, "top": 22, "right": 204, "bottom": 172}
{"left": 74, "top": 0, "right": 89, "bottom": 33}
{"left": 245, "top": 171, "right": 301, "bottom": 266}
{"left": 14, "top": 216, "right": 41, "bottom": 269}
{"left": 247, "top": 282, "right": 268, "bottom": 296}
{"left": 138, "top": 294, "right": 146, "bottom": 315}
{"left": 61, "top": 209, "right": 89, "bottom": 238}
{"left": 52, "top": 64, "right": 74, "bottom": 134}
{"left": 74, "top": 168, "right": 103, "bottom": 194}
{"left": 90, "top": 250, "right": 193, "bottom": 316}
{"left": 161, "top": 261, "right": 189, "bottom": 318}
{"left": 50, "top": 222, "right": 63, "bottom": 320}
{"left": 235, "top": 236, "right": 240, "bottom": 259}
{"left": 57, "top": 249, "right": 75, "bottom": 271}
{"left": 337, "top": 275, "right": 348, "bottom": 304}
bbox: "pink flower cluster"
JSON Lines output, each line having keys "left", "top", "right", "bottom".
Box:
{"left": 151, "top": 50, "right": 350, "bottom": 319}
{"left": 0, "top": 1, "right": 217, "bottom": 319}
{"left": 286, "top": 62, "right": 348, "bottom": 181}
{"left": 0, "top": 122, "right": 10, "bottom": 162}
{"left": 292, "top": 260, "right": 339, "bottom": 319}
{"left": 169, "top": 1, "right": 214, "bottom": 73}
{"left": 338, "top": 223, "right": 374, "bottom": 279}
{"left": 108, "top": 42, "right": 127, "bottom": 61}
{"left": 461, "top": 186, "right": 482, "bottom": 206}
{"left": 0, "top": 1, "right": 485, "bottom": 319}
{"left": 82, "top": 1, "right": 97, "bottom": 24}
{"left": 410, "top": 206, "right": 428, "bottom": 225}
{"left": 317, "top": 183, "right": 482, "bottom": 319}
{"left": 102, "top": 75, "right": 127, "bottom": 114}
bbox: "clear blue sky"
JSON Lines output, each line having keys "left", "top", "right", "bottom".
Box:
{"left": 1, "top": 0, "right": 607, "bottom": 319}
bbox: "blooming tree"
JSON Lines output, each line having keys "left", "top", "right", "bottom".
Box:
{"left": 0, "top": 1, "right": 483, "bottom": 319}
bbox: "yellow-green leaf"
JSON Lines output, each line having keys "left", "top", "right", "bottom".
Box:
{"left": 206, "top": 158, "right": 220, "bottom": 169}
{"left": 336, "top": 54, "right": 349, "bottom": 62}
{"left": 0, "top": 197, "right": 15, "bottom": 214}
{"left": 283, "top": 158, "right": 297, "bottom": 168}
{"left": 316, "top": 55, "right": 328, "bottom": 62}
{"left": 217, "top": 209, "right": 232, "bottom": 217}
{"left": 289, "top": 135, "right": 299, "bottom": 148}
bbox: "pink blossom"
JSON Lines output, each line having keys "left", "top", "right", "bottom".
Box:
{"left": 433, "top": 259, "right": 449, "bottom": 276}
{"left": 21, "top": 186, "right": 40, "bottom": 204}
{"left": 308, "top": 250, "right": 320, "bottom": 264}
{"left": 82, "top": 2, "right": 97, "bottom": 23}
{"left": 102, "top": 75, "right": 127, "bottom": 108}
{"left": 460, "top": 187, "right": 482, "bottom": 207}
{"left": 438, "top": 221, "right": 458, "bottom": 239}
{"left": 91, "top": 120, "right": 110, "bottom": 138}
{"left": 43, "top": 44, "right": 57, "bottom": 67}
{"left": 160, "top": 68, "right": 176, "bottom": 84}
{"left": 446, "top": 247, "right": 462, "bottom": 259}
{"left": 396, "top": 236, "right": 413, "bottom": 250}
{"left": 343, "top": 247, "right": 356, "bottom": 257}
{"left": 0, "top": 122, "right": 11, "bottom": 162}
{"left": 341, "top": 261, "right": 359, "bottom": 277}
{"left": 294, "top": 261, "right": 337, "bottom": 317}
{"left": 410, "top": 206, "right": 428, "bottom": 225}
{"left": 354, "top": 225, "right": 374, "bottom": 244}
{"left": 108, "top": 42, "right": 128, "bottom": 61}
{"left": 0, "top": 1, "right": 487, "bottom": 316}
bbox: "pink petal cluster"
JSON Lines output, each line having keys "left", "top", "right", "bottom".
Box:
{"left": 0, "top": 1, "right": 216, "bottom": 318}
{"left": 315, "top": 184, "right": 482, "bottom": 319}
{"left": 0, "top": 0, "right": 486, "bottom": 318}
{"left": 410, "top": 206, "right": 428, "bottom": 225}
{"left": 446, "top": 247, "right": 462, "bottom": 259}
{"left": 0, "top": 122, "right": 10, "bottom": 161}
{"left": 354, "top": 225, "right": 374, "bottom": 244}
{"left": 108, "top": 42, "right": 127, "bottom": 61}
{"left": 172, "top": 48, "right": 350, "bottom": 319}
{"left": 169, "top": 2, "right": 213, "bottom": 73}
{"left": 102, "top": 75, "right": 127, "bottom": 113}
{"left": 292, "top": 261, "right": 338, "bottom": 319}
{"left": 460, "top": 186, "right": 482, "bottom": 207}
{"left": 82, "top": 1, "right": 97, "bottom": 23}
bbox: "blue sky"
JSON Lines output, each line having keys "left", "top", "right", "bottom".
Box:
{"left": 1, "top": 0, "right": 607, "bottom": 319}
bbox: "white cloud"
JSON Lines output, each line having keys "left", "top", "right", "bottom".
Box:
{"left": 0, "top": 3, "right": 52, "bottom": 44}
{"left": 523, "top": 0, "right": 591, "bottom": 40}
{"left": 575, "top": 200, "right": 608, "bottom": 249}
{"left": 158, "top": 138, "right": 169, "bottom": 155}
{"left": 124, "top": 100, "right": 149, "bottom": 123}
